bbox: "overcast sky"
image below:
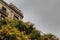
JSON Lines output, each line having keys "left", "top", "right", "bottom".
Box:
{"left": 4, "top": 0, "right": 60, "bottom": 38}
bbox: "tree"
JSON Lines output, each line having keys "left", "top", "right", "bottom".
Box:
{"left": 41, "top": 33, "right": 59, "bottom": 40}
{"left": 0, "top": 18, "right": 59, "bottom": 40}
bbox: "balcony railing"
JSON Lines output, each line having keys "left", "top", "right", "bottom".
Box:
{"left": 0, "top": 9, "right": 8, "bottom": 17}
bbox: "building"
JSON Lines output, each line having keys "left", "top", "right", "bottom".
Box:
{"left": 0, "top": 0, "right": 23, "bottom": 20}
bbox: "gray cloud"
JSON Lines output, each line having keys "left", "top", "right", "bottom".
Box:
{"left": 4, "top": 0, "right": 60, "bottom": 38}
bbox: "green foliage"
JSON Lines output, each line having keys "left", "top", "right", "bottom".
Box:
{"left": 0, "top": 18, "right": 59, "bottom": 40}
{"left": 30, "top": 30, "right": 41, "bottom": 40}
{"left": 41, "top": 33, "right": 59, "bottom": 40}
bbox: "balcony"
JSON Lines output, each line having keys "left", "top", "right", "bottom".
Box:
{"left": 0, "top": 9, "right": 8, "bottom": 17}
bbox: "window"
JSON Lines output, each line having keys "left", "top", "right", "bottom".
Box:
{"left": 0, "top": 14, "right": 5, "bottom": 19}
{"left": 14, "top": 15, "right": 18, "bottom": 19}
{"left": 1, "top": 15, "right": 5, "bottom": 18}
{"left": 2, "top": 7, "right": 6, "bottom": 13}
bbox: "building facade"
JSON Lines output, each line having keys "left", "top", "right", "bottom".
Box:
{"left": 0, "top": 0, "right": 23, "bottom": 20}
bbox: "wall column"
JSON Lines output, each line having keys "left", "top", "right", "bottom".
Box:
{"left": 8, "top": 11, "right": 14, "bottom": 19}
